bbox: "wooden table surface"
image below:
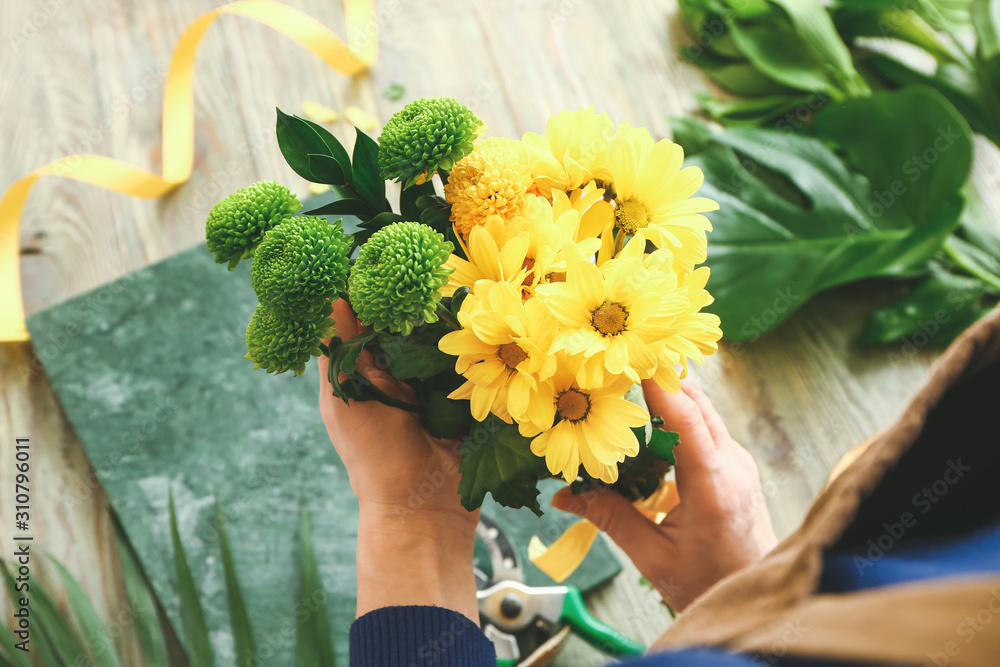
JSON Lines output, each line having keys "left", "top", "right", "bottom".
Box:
{"left": 2, "top": 1, "right": 998, "bottom": 664}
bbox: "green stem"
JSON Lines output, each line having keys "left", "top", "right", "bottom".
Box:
{"left": 944, "top": 239, "right": 1000, "bottom": 292}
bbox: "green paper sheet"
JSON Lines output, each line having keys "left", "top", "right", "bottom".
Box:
{"left": 27, "top": 243, "right": 621, "bottom": 665}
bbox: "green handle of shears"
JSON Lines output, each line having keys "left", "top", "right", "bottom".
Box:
{"left": 496, "top": 660, "right": 517, "bottom": 667}
{"left": 560, "top": 587, "right": 645, "bottom": 658}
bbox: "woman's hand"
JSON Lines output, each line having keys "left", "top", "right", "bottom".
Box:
{"left": 319, "top": 299, "right": 479, "bottom": 622}
{"left": 552, "top": 378, "right": 778, "bottom": 612}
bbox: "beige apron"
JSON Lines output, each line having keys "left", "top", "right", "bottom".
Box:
{"left": 650, "top": 308, "right": 1000, "bottom": 666}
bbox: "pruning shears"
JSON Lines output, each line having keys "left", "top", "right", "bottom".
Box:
{"left": 476, "top": 516, "right": 645, "bottom": 667}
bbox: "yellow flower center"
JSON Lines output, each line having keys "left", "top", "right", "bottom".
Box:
{"left": 498, "top": 342, "right": 528, "bottom": 370}
{"left": 614, "top": 198, "right": 649, "bottom": 235}
{"left": 591, "top": 301, "right": 628, "bottom": 336}
{"left": 557, "top": 388, "right": 591, "bottom": 422}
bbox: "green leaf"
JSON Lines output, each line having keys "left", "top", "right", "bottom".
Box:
{"left": 812, "top": 86, "right": 974, "bottom": 226}
{"left": 302, "top": 196, "right": 375, "bottom": 218}
{"left": 48, "top": 556, "right": 123, "bottom": 667}
{"left": 458, "top": 415, "right": 548, "bottom": 515}
{"left": 352, "top": 211, "right": 406, "bottom": 247}
{"left": 352, "top": 128, "right": 389, "bottom": 211}
{"left": 858, "top": 55, "right": 1000, "bottom": 147}
{"left": 307, "top": 154, "right": 348, "bottom": 186}
{"left": 215, "top": 499, "right": 256, "bottom": 667}
{"left": 276, "top": 108, "right": 353, "bottom": 185}
{"left": 422, "top": 390, "right": 472, "bottom": 439}
{"left": 118, "top": 535, "right": 171, "bottom": 667}
{"left": 679, "top": 119, "right": 964, "bottom": 340}
{"left": 169, "top": 491, "right": 215, "bottom": 666}
{"left": 325, "top": 332, "right": 423, "bottom": 411}
{"left": 450, "top": 286, "right": 471, "bottom": 317}
{"left": 648, "top": 429, "right": 680, "bottom": 465}
{"left": 400, "top": 181, "right": 436, "bottom": 220}
{"left": 383, "top": 338, "right": 455, "bottom": 380}
{"left": 865, "top": 265, "right": 989, "bottom": 343}
{"left": 296, "top": 504, "right": 336, "bottom": 667}
{"left": 973, "top": 0, "right": 1000, "bottom": 59}
{"left": 417, "top": 195, "right": 454, "bottom": 236}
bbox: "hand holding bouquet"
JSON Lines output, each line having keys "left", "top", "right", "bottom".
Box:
{"left": 205, "top": 98, "right": 722, "bottom": 514}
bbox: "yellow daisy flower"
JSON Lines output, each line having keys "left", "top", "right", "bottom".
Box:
{"left": 440, "top": 281, "right": 557, "bottom": 423}
{"left": 510, "top": 196, "right": 602, "bottom": 295}
{"left": 594, "top": 122, "right": 719, "bottom": 273}
{"left": 442, "top": 217, "right": 530, "bottom": 297}
{"left": 538, "top": 236, "right": 688, "bottom": 384}
{"left": 526, "top": 365, "right": 648, "bottom": 483}
{"left": 443, "top": 137, "right": 532, "bottom": 236}
{"left": 552, "top": 183, "right": 614, "bottom": 243}
{"left": 522, "top": 107, "right": 613, "bottom": 197}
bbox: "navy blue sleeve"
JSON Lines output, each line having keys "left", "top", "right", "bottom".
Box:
{"left": 349, "top": 605, "right": 496, "bottom": 667}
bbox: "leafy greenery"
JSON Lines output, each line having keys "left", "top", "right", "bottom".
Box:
{"left": 675, "top": 3, "right": 1000, "bottom": 343}
{"left": 0, "top": 498, "right": 336, "bottom": 667}
{"left": 458, "top": 415, "right": 550, "bottom": 515}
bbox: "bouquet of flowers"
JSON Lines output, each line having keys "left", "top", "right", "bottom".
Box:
{"left": 205, "top": 97, "right": 722, "bottom": 514}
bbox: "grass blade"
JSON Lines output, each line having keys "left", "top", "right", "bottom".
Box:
{"left": 117, "top": 535, "right": 171, "bottom": 667}
{"left": 47, "top": 556, "right": 122, "bottom": 667}
{"left": 1, "top": 559, "right": 84, "bottom": 665}
{"left": 215, "top": 498, "right": 256, "bottom": 667}
{"left": 295, "top": 503, "right": 335, "bottom": 666}
{"left": 0, "top": 620, "right": 34, "bottom": 667}
{"left": 169, "top": 491, "right": 216, "bottom": 666}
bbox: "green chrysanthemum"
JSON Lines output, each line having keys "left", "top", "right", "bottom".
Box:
{"left": 206, "top": 181, "right": 301, "bottom": 270}
{"left": 245, "top": 303, "right": 335, "bottom": 376}
{"left": 349, "top": 222, "right": 454, "bottom": 335}
{"left": 250, "top": 216, "right": 352, "bottom": 318}
{"left": 378, "top": 97, "right": 483, "bottom": 188}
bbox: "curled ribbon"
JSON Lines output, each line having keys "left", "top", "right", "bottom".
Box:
{"left": 0, "top": 0, "right": 376, "bottom": 342}
{"left": 529, "top": 480, "right": 679, "bottom": 583}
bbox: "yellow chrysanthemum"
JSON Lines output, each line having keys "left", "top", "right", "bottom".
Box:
{"left": 443, "top": 137, "right": 532, "bottom": 236}
{"left": 509, "top": 196, "right": 602, "bottom": 295}
{"left": 647, "top": 265, "right": 723, "bottom": 392}
{"left": 525, "top": 365, "right": 648, "bottom": 483}
{"left": 522, "top": 107, "right": 613, "bottom": 197}
{"left": 594, "top": 122, "right": 719, "bottom": 273}
{"left": 551, "top": 183, "right": 614, "bottom": 243}
{"left": 441, "top": 217, "right": 531, "bottom": 297}
{"left": 440, "top": 281, "right": 557, "bottom": 423}
{"left": 538, "top": 235, "right": 690, "bottom": 384}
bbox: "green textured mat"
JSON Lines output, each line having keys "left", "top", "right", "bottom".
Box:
{"left": 27, "top": 242, "right": 621, "bottom": 665}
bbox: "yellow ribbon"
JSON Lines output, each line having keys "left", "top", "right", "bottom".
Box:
{"left": 530, "top": 480, "right": 680, "bottom": 582}
{"left": 0, "top": 0, "right": 376, "bottom": 342}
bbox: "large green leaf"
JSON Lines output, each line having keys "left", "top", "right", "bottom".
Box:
{"left": 169, "top": 492, "right": 216, "bottom": 666}
{"left": 216, "top": 499, "right": 257, "bottom": 667}
{"left": 811, "top": 86, "right": 974, "bottom": 226}
{"left": 864, "top": 264, "right": 989, "bottom": 343}
{"left": 458, "top": 415, "right": 548, "bottom": 515}
{"left": 674, "top": 115, "right": 966, "bottom": 340}
{"left": 295, "top": 504, "right": 336, "bottom": 667}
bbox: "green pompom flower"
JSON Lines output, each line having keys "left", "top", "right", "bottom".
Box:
{"left": 206, "top": 181, "right": 301, "bottom": 270}
{"left": 245, "top": 303, "right": 335, "bottom": 376}
{"left": 378, "top": 97, "right": 482, "bottom": 188}
{"left": 250, "top": 216, "right": 352, "bottom": 318}
{"left": 349, "top": 222, "right": 454, "bottom": 335}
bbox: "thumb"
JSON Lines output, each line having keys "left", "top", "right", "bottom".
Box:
{"left": 551, "top": 487, "right": 663, "bottom": 567}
